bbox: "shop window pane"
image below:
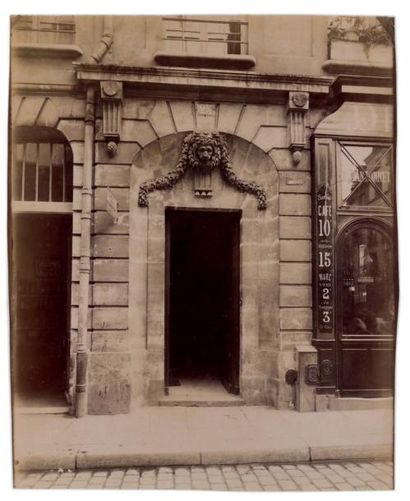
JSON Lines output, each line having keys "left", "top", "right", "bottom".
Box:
{"left": 163, "top": 17, "right": 248, "bottom": 56}
{"left": 13, "top": 144, "right": 24, "bottom": 201}
{"left": 13, "top": 15, "right": 75, "bottom": 45}
{"left": 38, "top": 166, "right": 50, "bottom": 201}
{"left": 51, "top": 144, "right": 64, "bottom": 202}
{"left": 341, "top": 227, "right": 395, "bottom": 336}
{"left": 339, "top": 145, "right": 393, "bottom": 209}
{"left": 12, "top": 16, "right": 33, "bottom": 43}
{"left": 14, "top": 136, "right": 73, "bottom": 206}
{"left": 23, "top": 143, "right": 37, "bottom": 201}
{"left": 64, "top": 144, "right": 73, "bottom": 202}
{"left": 227, "top": 22, "right": 241, "bottom": 54}
{"left": 38, "top": 143, "right": 51, "bottom": 201}
{"left": 38, "top": 17, "right": 56, "bottom": 44}
{"left": 38, "top": 16, "right": 75, "bottom": 44}
{"left": 56, "top": 16, "right": 75, "bottom": 44}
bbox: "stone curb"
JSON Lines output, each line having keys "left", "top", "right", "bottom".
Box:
{"left": 15, "top": 443, "right": 392, "bottom": 471}
{"left": 309, "top": 444, "right": 393, "bottom": 462}
{"left": 76, "top": 451, "right": 202, "bottom": 469}
{"left": 16, "top": 452, "right": 76, "bottom": 471}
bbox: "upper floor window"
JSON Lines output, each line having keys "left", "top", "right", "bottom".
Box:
{"left": 12, "top": 15, "right": 76, "bottom": 45}
{"left": 337, "top": 142, "right": 393, "bottom": 210}
{"left": 162, "top": 16, "right": 248, "bottom": 56}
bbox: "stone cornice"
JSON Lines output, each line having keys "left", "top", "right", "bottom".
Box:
{"left": 330, "top": 74, "right": 394, "bottom": 106}
{"left": 74, "top": 63, "right": 333, "bottom": 86}
{"left": 73, "top": 63, "right": 333, "bottom": 104}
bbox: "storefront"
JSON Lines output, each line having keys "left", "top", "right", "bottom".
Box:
{"left": 312, "top": 80, "right": 397, "bottom": 401}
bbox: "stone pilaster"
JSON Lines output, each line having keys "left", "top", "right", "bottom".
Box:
{"left": 100, "top": 81, "right": 123, "bottom": 157}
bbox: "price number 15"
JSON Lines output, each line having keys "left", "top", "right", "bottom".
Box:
{"left": 318, "top": 251, "right": 331, "bottom": 268}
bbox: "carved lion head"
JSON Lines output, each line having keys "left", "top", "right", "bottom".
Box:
{"left": 184, "top": 132, "right": 224, "bottom": 171}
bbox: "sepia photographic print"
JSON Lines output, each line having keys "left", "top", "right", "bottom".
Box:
{"left": 7, "top": 8, "right": 400, "bottom": 494}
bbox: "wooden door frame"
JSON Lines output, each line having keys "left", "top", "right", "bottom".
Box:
{"left": 222, "top": 209, "right": 241, "bottom": 394}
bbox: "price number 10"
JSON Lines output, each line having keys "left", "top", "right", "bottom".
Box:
{"left": 318, "top": 218, "right": 331, "bottom": 237}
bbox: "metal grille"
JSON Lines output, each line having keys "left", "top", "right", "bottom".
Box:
{"left": 12, "top": 15, "right": 76, "bottom": 44}
{"left": 162, "top": 17, "right": 248, "bottom": 55}
{"left": 13, "top": 142, "right": 73, "bottom": 203}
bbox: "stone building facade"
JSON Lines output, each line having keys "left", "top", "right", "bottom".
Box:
{"left": 10, "top": 15, "right": 396, "bottom": 415}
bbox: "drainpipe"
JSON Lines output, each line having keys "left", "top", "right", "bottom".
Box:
{"left": 75, "top": 86, "right": 95, "bottom": 417}
{"left": 87, "top": 16, "right": 113, "bottom": 64}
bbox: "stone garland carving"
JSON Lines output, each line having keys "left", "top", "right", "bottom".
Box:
{"left": 219, "top": 150, "right": 267, "bottom": 210}
{"left": 138, "top": 132, "right": 267, "bottom": 210}
{"left": 137, "top": 139, "right": 190, "bottom": 207}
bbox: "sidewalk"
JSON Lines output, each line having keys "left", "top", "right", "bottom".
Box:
{"left": 13, "top": 407, "right": 394, "bottom": 471}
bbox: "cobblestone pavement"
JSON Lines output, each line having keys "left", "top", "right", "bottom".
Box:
{"left": 15, "top": 461, "right": 393, "bottom": 491}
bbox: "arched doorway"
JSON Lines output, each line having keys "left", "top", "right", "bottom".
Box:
{"left": 130, "top": 132, "right": 279, "bottom": 405}
{"left": 336, "top": 220, "right": 396, "bottom": 396}
{"left": 11, "top": 127, "right": 73, "bottom": 408}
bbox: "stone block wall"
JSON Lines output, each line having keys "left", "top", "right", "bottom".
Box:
{"left": 68, "top": 97, "right": 133, "bottom": 414}
{"left": 276, "top": 148, "right": 313, "bottom": 409}
{"left": 86, "top": 106, "right": 132, "bottom": 413}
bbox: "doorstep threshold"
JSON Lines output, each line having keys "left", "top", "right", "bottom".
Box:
{"left": 158, "top": 395, "right": 245, "bottom": 407}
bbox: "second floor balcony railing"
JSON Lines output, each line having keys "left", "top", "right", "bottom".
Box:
{"left": 162, "top": 17, "right": 249, "bottom": 56}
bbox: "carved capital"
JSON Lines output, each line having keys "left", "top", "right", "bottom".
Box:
{"left": 101, "top": 80, "right": 122, "bottom": 100}
{"left": 287, "top": 92, "right": 309, "bottom": 166}
{"left": 100, "top": 81, "right": 123, "bottom": 157}
{"left": 288, "top": 91, "right": 309, "bottom": 111}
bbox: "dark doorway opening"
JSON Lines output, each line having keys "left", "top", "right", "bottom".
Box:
{"left": 12, "top": 213, "right": 72, "bottom": 407}
{"left": 166, "top": 208, "right": 240, "bottom": 395}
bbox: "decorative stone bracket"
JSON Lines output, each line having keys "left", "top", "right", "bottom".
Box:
{"left": 288, "top": 91, "right": 309, "bottom": 166}
{"left": 100, "top": 81, "right": 123, "bottom": 157}
{"left": 138, "top": 132, "right": 267, "bottom": 210}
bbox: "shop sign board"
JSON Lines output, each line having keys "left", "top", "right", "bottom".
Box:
{"left": 316, "top": 185, "right": 334, "bottom": 334}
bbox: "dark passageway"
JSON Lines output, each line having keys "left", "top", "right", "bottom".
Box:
{"left": 166, "top": 209, "right": 240, "bottom": 394}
